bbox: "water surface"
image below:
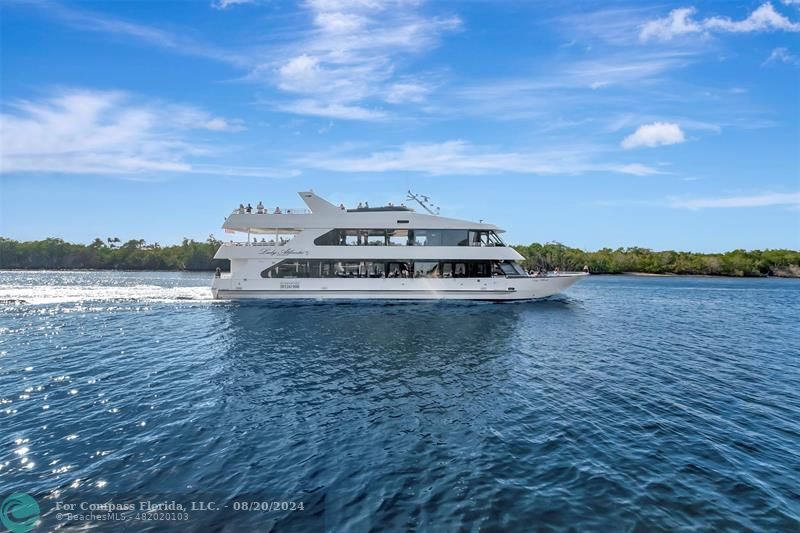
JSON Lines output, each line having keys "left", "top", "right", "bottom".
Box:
{"left": 1, "top": 272, "right": 798, "bottom": 530}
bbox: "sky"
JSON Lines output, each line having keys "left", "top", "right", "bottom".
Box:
{"left": 0, "top": 0, "right": 798, "bottom": 252}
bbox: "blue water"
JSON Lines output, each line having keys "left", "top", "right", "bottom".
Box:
{"left": 1, "top": 272, "right": 799, "bottom": 531}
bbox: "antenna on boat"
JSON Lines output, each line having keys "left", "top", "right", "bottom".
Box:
{"left": 406, "top": 190, "right": 440, "bottom": 215}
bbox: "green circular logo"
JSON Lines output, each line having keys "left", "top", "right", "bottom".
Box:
{"left": 1, "top": 493, "right": 40, "bottom": 533}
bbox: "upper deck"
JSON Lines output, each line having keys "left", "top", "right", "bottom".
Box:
{"left": 223, "top": 192, "right": 503, "bottom": 233}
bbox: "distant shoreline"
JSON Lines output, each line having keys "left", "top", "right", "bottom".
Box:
{"left": 2, "top": 237, "right": 799, "bottom": 278}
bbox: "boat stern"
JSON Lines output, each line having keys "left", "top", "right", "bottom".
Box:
{"left": 211, "top": 274, "right": 233, "bottom": 299}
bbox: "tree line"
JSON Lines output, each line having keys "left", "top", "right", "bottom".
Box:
{"left": 0, "top": 236, "right": 227, "bottom": 271}
{"left": 0, "top": 237, "right": 798, "bottom": 277}
{"left": 513, "top": 242, "right": 800, "bottom": 278}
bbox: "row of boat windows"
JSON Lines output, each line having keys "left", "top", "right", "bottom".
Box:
{"left": 260, "top": 260, "right": 527, "bottom": 279}
{"left": 313, "top": 229, "right": 505, "bottom": 247}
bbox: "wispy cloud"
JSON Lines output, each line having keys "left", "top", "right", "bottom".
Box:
{"left": 622, "top": 122, "right": 686, "bottom": 149}
{"left": 439, "top": 49, "right": 697, "bottom": 123}
{"left": 385, "top": 82, "right": 432, "bottom": 104}
{"left": 763, "top": 47, "right": 799, "bottom": 65}
{"left": 0, "top": 89, "right": 294, "bottom": 178}
{"left": 556, "top": 6, "right": 664, "bottom": 46}
{"left": 277, "top": 99, "right": 387, "bottom": 121}
{"left": 670, "top": 192, "right": 800, "bottom": 209}
{"left": 298, "top": 140, "right": 660, "bottom": 176}
{"left": 20, "top": 0, "right": 248, "bottom": 67}
{"left": 251, "top": 0, "right": 460, "bottom": 119}
{"left": 640, "top": 2, "right": 800, "bottom": 42}
{"left": 211, "top": 0, "right": 255, "bottom": 10}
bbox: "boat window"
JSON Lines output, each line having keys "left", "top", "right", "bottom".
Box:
{"left": 262, "top": 260, "right": 498, "bottom": 278}
{"left": 313, "top": 230, "right": 340, "bottom": 246}
{"left": 441, "top": 230, "right": 469, "bottom": 246}
{"left": 489, "top": 231, "right": 505, "bottom": 246}
{"left": 388, "top": 229, "right": 409, "bottom": 246}
{"left": 314, "top": 229, "right": 391, "bottom": 246}
{"left": 367, "top": 230, "right": 387, "bottom": 246}
{"left": 475, "top": 262, "right": 488, "bottom": 277}
{"left": 409, "top": 230, "right": 427, "bottom": 246}
{"left": 442, "top": 263, "right": 453, "bottom": 278}
{"left": 315, "top": 229, "right": 496, "bottom": 246}
{"left": 368, "top": 262, "right": 386, "bottom": 277}
{"left": 413, "top": 261, "right": 440, "bottom": 278}
{"left": 386, "top": 262, "right": 410, "bottom": 277}
{"left": 496, "top": 261, "right": 526, "bottom": 276}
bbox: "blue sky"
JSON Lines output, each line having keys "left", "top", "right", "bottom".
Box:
{"left": 1, "top": 0, "right": 798, "bottom": 252}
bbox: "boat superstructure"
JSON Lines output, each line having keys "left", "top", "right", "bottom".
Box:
{"left": 211, "top": 191, "right": 586, "bottom": 300}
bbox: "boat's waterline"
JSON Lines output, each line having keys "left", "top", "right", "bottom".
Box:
{"left": 213, "top": 272, "right": 587, "bottom": 300}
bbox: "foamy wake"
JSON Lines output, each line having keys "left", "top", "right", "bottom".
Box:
{"left": 0, "top": 284, "right": 214, "bottom": 305}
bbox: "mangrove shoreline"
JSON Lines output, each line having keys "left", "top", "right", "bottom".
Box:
{"left": 1, "top": 237, "right": 799, "bottom": 278}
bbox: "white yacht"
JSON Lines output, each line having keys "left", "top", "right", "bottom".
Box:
{"left": 211, "top": 191, "right": 586, "bottom": 301}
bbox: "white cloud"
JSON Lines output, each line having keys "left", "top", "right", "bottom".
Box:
{"left": 640, "top": 2, "right": 800, "bottom": 42}
{"left": 618, "top": 163, "right": 662, "bottom": 176}
{"left": 259, "top": 0, "right": 460, "bottom": 119}
{"left": 165, "top": 106, "right": 248, "bottom": 132}
{"left": 763, "top": 47, "right": 799, "bottom": 65}
{"left": 385, "top": 82, "right": 431, "bottom": 104}
{"left": 0, "top": 89, "right": 280, "bottom": 177}
{"left": 211, "top": 0, "right": 255, "bottom": 9}
{"left": 705, "top": 2, "right": 800, "bottom": 32}
{"left": 299, "top": 140, "right": 660, "bottom": 176}
{"left": 621, "top": 122, "right": 686, "bottom": 149}
{"left": 640, "top": 7, "right": 703, "bottom": 41}
{"left": 278, "top": 100, "right": 386, "bottom": 121}
{"left": 670, "top": 192, "right": 800, "bottom": 209}
{"left": 201, "top": 117, "right": 246, "bottom": 131}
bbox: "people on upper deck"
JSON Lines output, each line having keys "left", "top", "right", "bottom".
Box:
{"left": 274, "top": 206, "right": 282, "bottom": 214}
{"left": 357, "top": 202, "right": 363, "bottom": 209}
{"left": 339, "top": 203, "right": 345, "bottom": 210}
{"left": 364, "top": 202, "right": 369, "bottom": 208}
{"left": 238, "top": 203, "right": 245, "bottom": 214}
{"left": 257, "top": 201, "right": 264, "bottom": 214}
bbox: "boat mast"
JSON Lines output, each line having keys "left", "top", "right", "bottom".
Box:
{"left": 406, "top": 191, "right": 440, "bottom": 215}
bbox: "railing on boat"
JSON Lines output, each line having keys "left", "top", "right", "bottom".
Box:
{"left": 230, "top": 208, "right": 311, "bottom": 216}
{"left": 225, "top": 240, "right": 294, "bottom": 247}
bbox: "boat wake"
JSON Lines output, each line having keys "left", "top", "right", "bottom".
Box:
{"left": 0, "top": 284, "right": 214, "bottom": 305}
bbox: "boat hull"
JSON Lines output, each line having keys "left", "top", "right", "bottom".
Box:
{"left": 212, "top": 273, "right": 587, "bottom": 301}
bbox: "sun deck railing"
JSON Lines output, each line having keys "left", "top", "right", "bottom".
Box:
{"left": 230, "top": 207, "right": 311, "bottom": 215}
{"left": 225, "top": 240, "right": 294, "bottom": 247}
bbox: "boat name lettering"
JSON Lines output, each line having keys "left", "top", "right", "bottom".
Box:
{"left": 280, "top": 282, "right": 300, "bottom": 289}
{"left": 257, "top": 248, "right": 310, "bottom": 256}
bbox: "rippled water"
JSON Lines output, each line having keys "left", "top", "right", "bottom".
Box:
{"left": 1, "top": 271, "right": 798, "bottom": 531}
